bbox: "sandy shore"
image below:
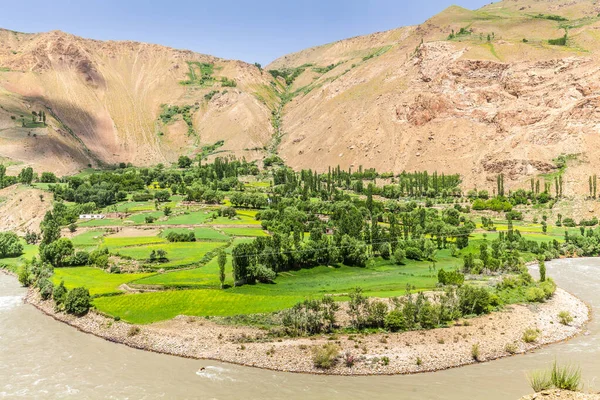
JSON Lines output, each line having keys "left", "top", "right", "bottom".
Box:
{"left": 25, "top": 288, "right": 590, "bottom": 375}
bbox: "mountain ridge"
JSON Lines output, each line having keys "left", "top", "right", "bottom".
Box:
{"left": 1, "top": 0, "right": 600, "bottom": 195}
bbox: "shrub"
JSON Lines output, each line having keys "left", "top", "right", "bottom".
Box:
{"left": 0, "top": 232, "right": 24, "bottom": 258}
{"left": 128, "top": 326, "right": 141, "bottom": 337}
{"left": 367, "top": 300, "right": 388, "bottom": 328}
{"left": 344, "top": 352, "right": 355, "bottom": 367}
{"left": 385, "top": 309, "right": 407, "bottom": 332}
{"left": 471, "top": 343, "right": 480, "bottom": 361}
{"left": 312, "top": 343, "right": 339, "bottom": 369}
{"left": 458, "top": 285, "right": 491, "bottom": 315}
{"left": 248, "top": 263, "right": 276, "bottom": 283}
{"left": 438, "top": 268, "right": 464, "bottom": 286}
{"left": 64, "top": 287, "right": 91, "bottom": 316}
{"left": 379, "top": 242, "right": 391, "bottom": 260}
{"left": 539, "top": 279, "right": 556, "bottom": 300}
{"left": 39, "top": 278, "right": 54, "bottom": 300}
{"left": 528, "top": 370, "right": 553, "bottom": 392}
{"left": 53, "top": 280, "right": 67, "bottom": 305}
{"left": 17, "top": 265, "right": 31, "bottom": 287}
{"left": 548, "top": 34, "right": 568, "bottom": 46}
{"left": 67, "top": 251, "right": 90, "bottom": 267}
{"left": 551, "top": 361, "right": 581, "bottom": 391}
{"left": 505, "top": 342, "right": 518, "bottom": 354}
{"left": 558, "top": 311, "right": 574, "bottom": 326}
{"left": 526, "top": 287, "right": 546, "bottom": 303}
{"left": 562, "top": 217, "right": 576, "bottom": 227}
{"left": 405, "top": 247, "right": 423, "bottom": 260}
{"left": 393, "top": 248, "right": 406, "bottom": 265}
{"left": 522, "top": 328, "right": 540, "bottom": 343}
{"left": 166, "top": 231, "right": 196, "bottom": 242}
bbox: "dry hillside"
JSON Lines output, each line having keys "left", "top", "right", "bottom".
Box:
{"left": 268, "top": 0, "right": 600, "bottom": 195}
{"left": 2, "top": 0, "right": 600, "bottom": 195}
{"left": 0, "top": 29, "right": 277, "bottom": 175}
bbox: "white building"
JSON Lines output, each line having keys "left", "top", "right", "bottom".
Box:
{"left": 79, "top": 214, "right": 105, "bottom": 220}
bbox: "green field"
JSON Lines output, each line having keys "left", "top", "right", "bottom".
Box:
{"left": 94, "top": 289, "right": 301, "bottom": 324}
{"left": 52, "top": 267, "right": 153, "bottom": 295}
{"left": 103, "top": 236, "right": 168, "bottom": 249}
{"left": 93, "top": 252, "right": 447, "bottom": 324}
{"left": 79, "top": 218, "right": 123, "bottom": 227}
{"left": 0, "top": 243, "right": 38, "bottom": 271}
{"left": 220, "top": 227, "right": 268, "bottom": 237}
{"left": 127, "top": 211, "right": 164, "bottom": 224}
{"left": 158, "top": 210, "right": 214, "bottom": 225}
{"left": 112, "top": 241, "right": 226, "bottom": 268}
{"left": 160, "top": 227, "right": 230, "bottom": 241}
{"left": 71, "top": 230, "right": 105, "bottom": 249}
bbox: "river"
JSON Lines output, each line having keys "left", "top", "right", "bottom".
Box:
{"left": 1, "top": 258, "right": 598, "bottom": 399}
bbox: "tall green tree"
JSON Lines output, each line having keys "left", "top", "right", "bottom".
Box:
{"left": 539, "top": 259, "right": 546, "bottom": 282}
{"left": 18, "top": 167, "right": 33, "bottom": 185}
{"left": 218, "top": 249, "right": 227, "bottom": 289}
{"left": 0, "top": 164, "right": 5, "bottom": 188}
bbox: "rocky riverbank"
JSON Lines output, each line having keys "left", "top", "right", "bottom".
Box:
{"left": 520, "top": 390, "right": 600, "bottom": 399}
{"left": 25, "top": 287, "right": 590, "bottom": 375}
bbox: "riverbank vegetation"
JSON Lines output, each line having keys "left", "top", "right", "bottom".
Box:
{"left": 0, "top": 154, "right": 593, "bottom": 334}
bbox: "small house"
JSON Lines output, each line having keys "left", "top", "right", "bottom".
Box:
{"left": 79, "top": 214, "right": 105, "bottom": 220}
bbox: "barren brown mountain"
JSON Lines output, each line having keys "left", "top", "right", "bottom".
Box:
{"left": 2, "top": 0, "right": 600, "bottom": 194}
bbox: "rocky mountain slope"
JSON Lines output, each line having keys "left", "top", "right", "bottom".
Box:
{"left": 0, "top": 29, "right": 276, "bottom": 175}
{"left": 2, "top": 0, "right": 600, "bottom": 194}
{"left": 268, "top": 0, "right": 600, "bottom": 194}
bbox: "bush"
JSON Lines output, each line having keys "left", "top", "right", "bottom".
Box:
{"left": 505, "top": 211, "right": 523, "bottom": 221}
{"left": 385, "top": 310, "right": 407, "bottom": 332}
{"left": 438, "top": 268, "right": 464, "bottom": 286}
{"left": 64, "top": 287, "right": 91, "bottom": 316}
{"left": 132, "top": 193, "right": 153, "bottom": 202}
{"left": 128, "top": 326, "right": 141, "bottom": 337}
{"left": 343, "top": 352, "right": 355, "bottom": 367}
{"left": 248, "top": 264, "right": 276, "bottom": 283}
{"left": 379, "top": 242, "right": 391, "bottom": 260}
{"left": 312, "top": 343, "right": 339, "bottom": 369}
{"left": 558, "top": 311, "right": 574, "bottom": 326}
{"left": 539, "top": 279, "right": 556, "bottom": 300}
{"left": 528, "top": 370, "right": 553, "bottom": 392}
{"left": 522, "top": 328, "right": 540, "bottom": 343}
{"left": 471, "top": 343, "right": 480, "bottom": 361}
{"left": 53, "top": 280, "right": 67, "bottom": 305}
{"left": 39, "top": 278, "right": 54, "bottom": 300}
{"left": 562, "top": 217, "right": 576, "bottom": 227}
{"left": 504, "top": 342, "right": 518, "bottom": 354}
{"left": 67, "top": 251, "right": 90, "bottom": 267}
{"left": 393, "top": 249, "right": 406, "bottom": 265}
{"left": 166, "top": 231, "right": 196, "bottom": 242}
{"left": 405, "top": 247, "right": 423, "bottom": 261}
{"left": 17, "top": 265, "right": 31, "bottom": 287}
{"left": 367, "top": 300, "right": 388, "bottom": 328}
{"left": 458, "top": 285, "right": 491, "bottom": 315}
{"left": 551, "top": 361, "right": 581, "bottom": 391}
{"left": 0, "top": 232, "right": 24, "bottom": 258}
{"left": 526, "top": 287, "right": 546, "bottom": 303}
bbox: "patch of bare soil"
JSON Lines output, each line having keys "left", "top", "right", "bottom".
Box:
{"left": 0, "top": 184, "right": 52, "bottom": 234}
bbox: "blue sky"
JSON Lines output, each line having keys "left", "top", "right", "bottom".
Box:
{"left": 0, "top": 0, "right": 490, "bottom": 65}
